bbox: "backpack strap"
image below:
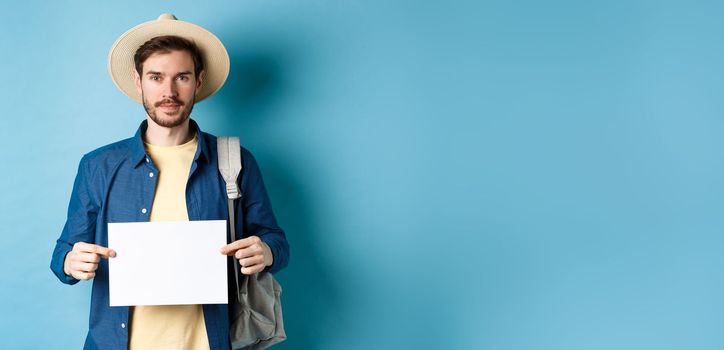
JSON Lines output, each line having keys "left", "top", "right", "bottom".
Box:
{"left": 217, "top": 136, "right": 243, "bottom": 301}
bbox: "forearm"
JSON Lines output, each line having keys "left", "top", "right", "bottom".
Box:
{"left": 50, "top": 155, "right": 98, "bottom": 285}
{"left": 239, "top": 148, "right": 290, "bottom": 274}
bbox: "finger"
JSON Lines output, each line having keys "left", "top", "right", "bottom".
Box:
{"left": 69, "top": 261, "right": 94, "bottom": 272}
{"left": 240, "top": 264, "right": 264, "bottom": 275}
{"left": 220, "top": 236, "right": 260, "bottom": 255}
{"left": 73, "top": 242, "right": 93, "bottom": 252}
{"left": 239, "top": 255, "right": 264, "bottom": 268}
{"left": 75, "top": 271, "right": 96, "bottom": 280}
{"left": 77, "top": 252, "right": 101, "bottom": 264}
{"left": 72, "top": 261, "right": 98, "bottom": 273}
{"left": 234, "top": 244, "right": 264, "bottom": 260}
{"left": 219, "top": 241, "right": 246, "bottom": 255}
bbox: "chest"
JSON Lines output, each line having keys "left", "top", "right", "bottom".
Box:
{"left": 102, "top": 161, "right": 228, "bottom": 223}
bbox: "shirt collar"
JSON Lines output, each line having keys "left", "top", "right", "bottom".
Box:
{"left": 130, "top": 118, "right": 211, "bottom": 167}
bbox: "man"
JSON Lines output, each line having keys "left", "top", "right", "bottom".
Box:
{"left": 50, "top": 14, "right": 289, "bottom": 350}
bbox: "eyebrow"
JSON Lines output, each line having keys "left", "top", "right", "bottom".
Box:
{"left": 145, "top": 71, "right": 193, "bottom": 76}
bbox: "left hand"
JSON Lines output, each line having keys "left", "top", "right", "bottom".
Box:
{"left": 220, "top": 236, "right": 273, "bottom": 275}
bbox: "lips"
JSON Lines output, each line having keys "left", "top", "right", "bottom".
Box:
{"left": 157, "top": 104, "right": 180, "bottom": 115}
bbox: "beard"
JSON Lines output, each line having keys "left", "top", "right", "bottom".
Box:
{"left": 142, "top": 91, "right": 196, "bottom": 128}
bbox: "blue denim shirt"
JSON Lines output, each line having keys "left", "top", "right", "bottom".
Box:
{"left": 50, "top": 119, "right": 289, "bottom": 350}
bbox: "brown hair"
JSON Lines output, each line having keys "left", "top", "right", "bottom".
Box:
{"left": 134, "top": 35, "right": 204, "bottom": 78}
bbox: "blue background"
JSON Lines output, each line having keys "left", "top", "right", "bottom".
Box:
{"left": 1, "top": 0, "right": 723, "bottom": 349}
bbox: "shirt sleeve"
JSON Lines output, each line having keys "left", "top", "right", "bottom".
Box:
{"left": 237, "top": 148, "right": 290, "bottom": 274}
{"left": 50, "top": 155, "right": 99, "bottom": 285}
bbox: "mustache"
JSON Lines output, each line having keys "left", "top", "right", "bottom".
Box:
{"left": 155, "top": 98, "right": 184, "bottom": 107}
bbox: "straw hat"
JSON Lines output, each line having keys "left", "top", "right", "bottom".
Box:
{"left": 108, "top": 13, "right": 230, "bottom": 104}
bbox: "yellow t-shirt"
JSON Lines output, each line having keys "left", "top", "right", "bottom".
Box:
{"left": 129, "top": 134, "right": 210, "bottom": 350}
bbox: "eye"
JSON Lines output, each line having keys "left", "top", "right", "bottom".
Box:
{"left": 149, "top": 75, "right": 161, "bottom": 81}
{"left": 177, "top": 75, "right": 189, "bottom": 81}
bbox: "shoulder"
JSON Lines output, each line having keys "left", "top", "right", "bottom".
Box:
{"left": 201, "top": 132, "right": 258, "bottom": 165}
{"left": 199, "top": 131, "right": 217, "bottom": 148}
{"left": 78, "top": 137, "right": 135, "bottom": 171}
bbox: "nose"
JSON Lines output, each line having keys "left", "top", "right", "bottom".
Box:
{"left": 161, "top": 79, "right": 178, "bottom": 99}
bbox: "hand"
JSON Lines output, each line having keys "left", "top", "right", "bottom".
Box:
{"left": 220, "top": 236, "right": 273, "bottom": 275}
{"left": 63, "top": 242, "right": 116, "bottom": 280}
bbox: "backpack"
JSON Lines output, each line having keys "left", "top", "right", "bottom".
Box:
{"left": 217, "top": 136, "right": 286, "bottom": 349}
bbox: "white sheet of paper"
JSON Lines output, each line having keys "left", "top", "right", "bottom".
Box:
{"left": 107, "top": 220, "right": 228, "bottom": 307}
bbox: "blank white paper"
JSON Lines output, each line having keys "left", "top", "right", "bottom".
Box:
{"left": 107, "top": 220, "right": 228, "bottom": 306}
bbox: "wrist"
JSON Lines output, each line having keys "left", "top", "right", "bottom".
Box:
{"left": 263, "top": 242, "right": 274, "bottom": 267}
{"left": 63, "top": 252, "right": 72, "bottom": 276}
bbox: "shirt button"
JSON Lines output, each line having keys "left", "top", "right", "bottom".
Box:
{"left": 141, "top": 208, "right": 147, "bottom": 214}
{"left": 121, "top": 323, "right": 126, "bottom": 329}
{"left": 149, "top": 172, "right": 154, "bottom": 178}
{"left": 145, "top": 157, "right": 149, "bottom": 163}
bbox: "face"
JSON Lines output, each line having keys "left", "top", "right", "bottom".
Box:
{"left": 134, "top": 50, "right": 204, "bottom": 128}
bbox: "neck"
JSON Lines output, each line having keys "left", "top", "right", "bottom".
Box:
{"left": 143, "top": 117, "right": 194, "bottom": 146}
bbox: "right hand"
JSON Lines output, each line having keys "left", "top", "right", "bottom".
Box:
{"left": 63, "top": 242, "right": 116, "bottom": 280}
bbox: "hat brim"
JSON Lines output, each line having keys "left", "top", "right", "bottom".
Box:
{"left": 108, "top": 16, "right": 230, "bottom": 104}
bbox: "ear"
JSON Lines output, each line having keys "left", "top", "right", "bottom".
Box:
{"left": 133, "top": 70, "right": 142, "bottom": 94}
{"left": 196, "top": 70, "right": 206, "bottom": 90}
